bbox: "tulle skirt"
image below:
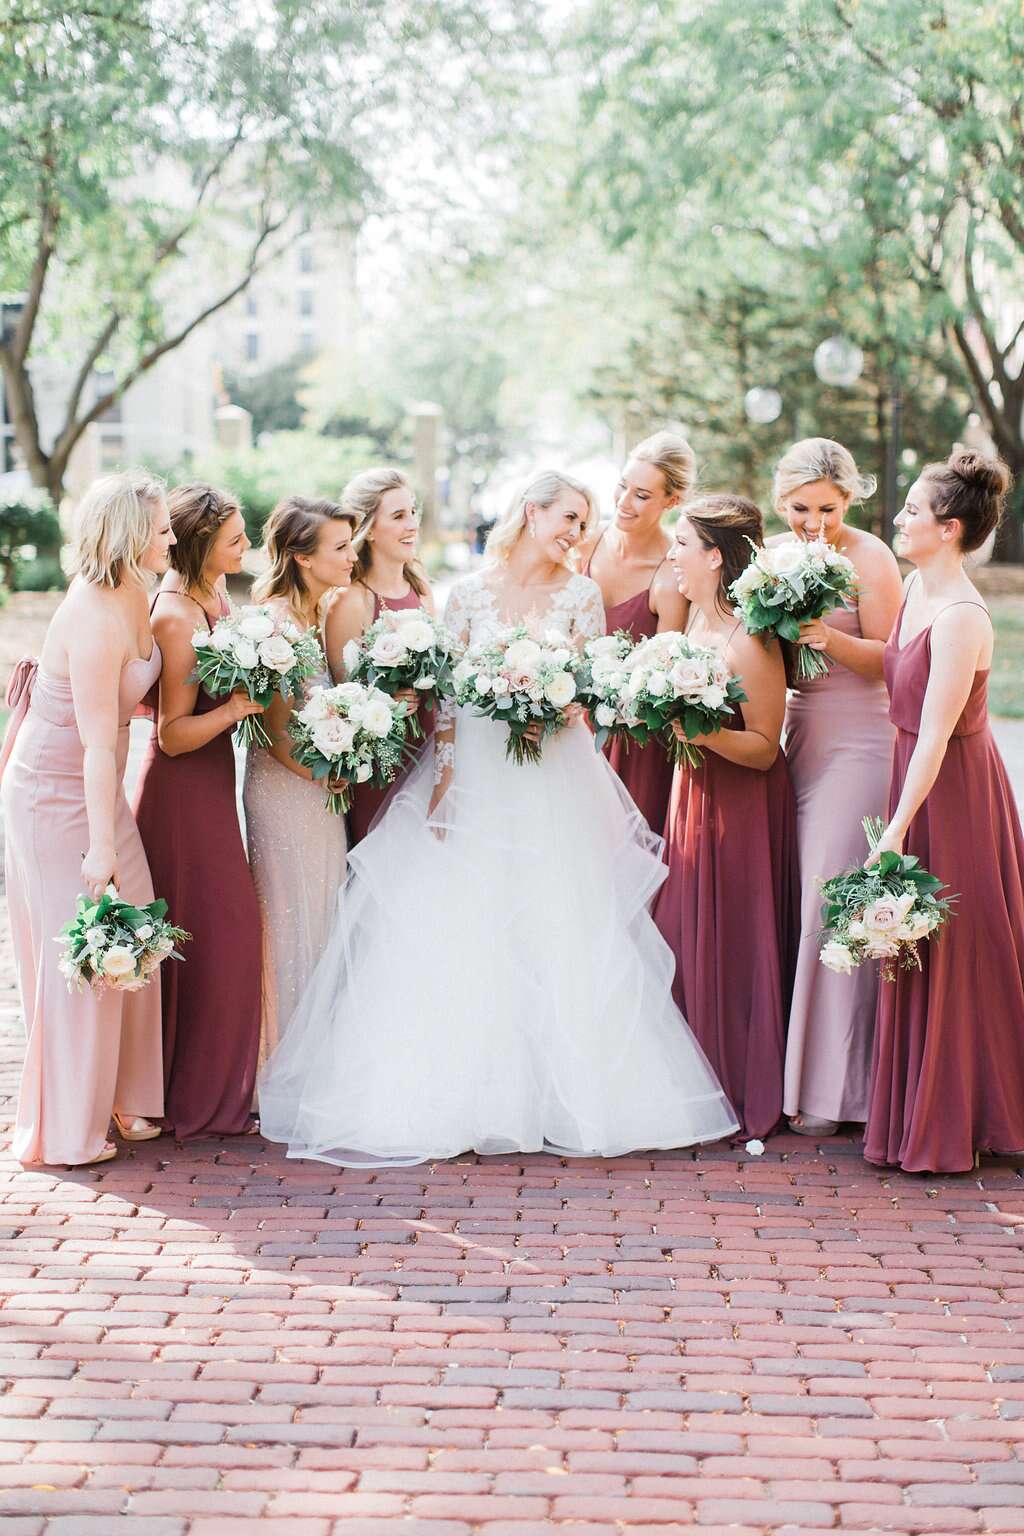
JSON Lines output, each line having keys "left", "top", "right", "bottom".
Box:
{"left": 258, "top": 710, "right": 738, "bottom": 1165}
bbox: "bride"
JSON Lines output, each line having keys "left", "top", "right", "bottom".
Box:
{"left": 258, "top": 470, "right": 738, "bottom": 1164}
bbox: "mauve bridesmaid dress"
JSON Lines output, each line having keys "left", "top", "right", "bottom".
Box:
{"left": 1, "top": 651, "right": 165, "bottom": 1164}
{"left": 347, "top": 583, "right": 432, "bottom": 845}
{"left": 585, "top": 535, "right": 675, "bottom": 835}
{"left": 864, "top": 595, "right": 1024, "bottom": 1173}
{"left": 783, "top": 605, "right": 896, "bottom": 1125}
{"left": 653, "top": 708, "right": 800, "bottom": 1139}
{"left": 133, "top": 592, "right": 261, "bottom": 1137}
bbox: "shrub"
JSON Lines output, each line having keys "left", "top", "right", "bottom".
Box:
{"left": 0, "top": 490, "right": 65, "bottom": 591}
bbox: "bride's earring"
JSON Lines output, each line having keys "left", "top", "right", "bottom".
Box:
{"left": 528, "top": 521, "right": 535, "bottom": 539}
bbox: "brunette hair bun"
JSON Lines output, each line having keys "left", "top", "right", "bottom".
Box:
{"left": 922, "top": 446, "right": 1011, "bottom": 553}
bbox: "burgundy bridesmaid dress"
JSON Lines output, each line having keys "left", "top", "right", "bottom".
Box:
{"left": 133, "top": 592, "right": 261, "bottom": 1137}
{"left": 653, "top": 711, "right": 800, "bottom": 1139}
{"left": 864, "top": 596, "right": 1024, "bottom": 1173}
{"left": 347, "top": 583, "right": 433, "bottom": 845}
{"left": 585, "top": 535, "right": 675, "bottom": 835}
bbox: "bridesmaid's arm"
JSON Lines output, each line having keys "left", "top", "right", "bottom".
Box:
{"left": 262, "top": 689, "right": 313, "bottom": 780}
{"left": 870, "top": 604, "right": 992, "bottom": 859}
{"left": 796, "top": 540, "right": 903, "bottom": 681}
{"left": 323, "top": 585, "right": 374, "bottom": 682}
{"left": 69, "top": 610, "right": 125, "bottom": 895}
{"left": 680, "top": 630, "right": 785, "bottom": 772}
{"left": 152, "top": 603, "right": 262, "bottom": 757}
{"left": 651, "top": 562, "right": 689, "bottom": 635}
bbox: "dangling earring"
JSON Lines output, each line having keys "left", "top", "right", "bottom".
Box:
{"left": 528, "top": 521, "right": 536, "bottom": 539}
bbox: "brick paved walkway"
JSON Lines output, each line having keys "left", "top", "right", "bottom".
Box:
{"left": 2, "top": 909, "right": 1024, "bottom": 1535}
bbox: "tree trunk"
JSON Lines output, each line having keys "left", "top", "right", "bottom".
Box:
{"left": 994, "top": 464, "right": 1024, "bottom": 563}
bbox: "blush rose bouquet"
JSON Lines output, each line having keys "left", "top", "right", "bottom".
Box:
{"left": 56, "top": 887, "right": 189, "bottom": 994}
{"left": 188, "top": 604, "right": 326, "bottom": 749}
{"left": 729, "top": 538, "right": 858, "bottom": 681}
{"left": 289, "top": 680, "right": 414, "bottom": 814}
{"left": 343, "top": 607, "right": 457, "bottom": 735}
{"left": 452, "top": 624, "right": 585, "bottom": 765}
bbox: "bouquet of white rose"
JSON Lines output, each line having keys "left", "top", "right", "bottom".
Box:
{"left": 189, "top": 604, "right": 326, "bottom": 749}
{"left": 584, "top": 630, "right": 747, "bottom": 768}
{"left": 344, "top": 606, "right": 457, "bottom": 736}
{"left": 56, "top": 886, "right": 189, "bottom": 994}
{"left": 289, "top": 680, "right": 414, "bottom": 814}
{"left": 577, "top": 631, "right": 637, "bottom": 751}
{"left": 453, "top": 624, "right": 584, "bottom": 765}
{"left": 819, "top": 818, "right": 956, "bottom": 981}
{"left": 728, "top": 538, "right": 858, "bottom": 681}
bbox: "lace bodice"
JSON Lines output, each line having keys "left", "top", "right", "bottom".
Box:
{"left": 443, "top": 567, "right": 606, "bottom": 649}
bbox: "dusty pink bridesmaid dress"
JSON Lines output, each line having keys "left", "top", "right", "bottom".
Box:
{"left": 783, "top": 606, "right": 895, "bottom": 1126}
{"left": 1, "top": 652, "right": 165, "bottom": 1165}
{"left": 347, "top": 583, "right": 432, "bottom": 845}
{"left": 864, "top": 597, "right": 1024, "bottom": 1174}
{"left": 585, "top": 536, "right": 675, "bottom": 835}
{"left": 653, "top": 711, "right": 800, "bottom": 1139}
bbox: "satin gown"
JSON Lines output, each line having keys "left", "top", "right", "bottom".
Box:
{"left": 654, "top": 703, "right": 801, "bottom": 1140}
{"left": 783, "top": 606, "right": 895, "bottom": 1125}
{"left": 245, "top": 639, "right": 348, "bottom": 1064}
{"left": 864, "top": 595, "right": 1024, "bottom": 1173}
{"left": 347, "top": 584, "right": 432, "bottom": 845}
{"left": 585, "top": 537, "right": 675, "bottom": 836}
{"left": 133, "top": 592, "right": 261, "bottom": 1137}
{"left": 1, "top": 650, "right": 165, "bottom": 1164}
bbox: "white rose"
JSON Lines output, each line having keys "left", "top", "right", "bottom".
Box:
{"left": 362, "top": 698, "right": 394, "bottom": 737}
{"left": 864, "top": 933, "right": 901, "bottom": 959}
{"left": 312, "top": 717, "right": 356, "bottom": 759}
{"left": 153, "top": 932, "right": 176, "bottom": 957}
{"left": 730, "top": 563, "right": 763, "bottom": 601}
{"left": 453, "top": 659, "right": 475, "bottom": 686}
{"left": 475, "top": 675, "right": 493, "bottom": 695}
{"left": 342, "top": 639, "right": 361, "bottom": 674}
{"left": 333, "top": 681, "right": 366, "bottom": 704}
{"left": 668, "top": 656, "right": 709, "bottom": 696}
{"left": 646, "top": 670, "right": 671, "bottom": 697}
{"left": 237, "top": 609, "right": 277, "bottom": 643}
{"left": 698, "top": 683, "right": 727, "bottom": 710}
{"left": 588, "top": 635, "right": 623, "bottom": 659}
{"left": 504, "top": 637, "right": 542, "bottom": 670}
{"left": 135, "top": 924, "right": 154, "bottom": 942}
{"left": 356, "top": 761, "right": 372, "bottom": 782}
{"left": 901, "top": 908, "right": 934, "bottom": 942}
{"left": 765, "top": 542, "right": 806, "bottom": 578}
{"left": 282, "top": 620, "right": 301, "bottom": 642}
{"left": 233, "top": 638, "right": 258, "bottom": 670}
{"left": 544, "top": 671, "right": 576, "bottom": 709}
{"left": 490, "top": 675, "right": 510, "bottom": 696}
{"left": 863, "top": 895, "right": 911, "bottom": 935}
{"left": 101, "top": 944, "right": 138, "bottom": 981}
{"left": 86, "top": 926, "right": 108, "bottom": 949}
{"left": 547, "top": 647, "right": 573, "bottom": 668}
{"left": 847, "top": 919, "right": 866, "bottom": 940}
{"left": 627, "top": 669, "right": 646, "bottom": 698}
{"left": 258, "top": 635, "right": 297, "bottom": 674}
{"left": 371, "top": 632, "right": 409, "bottom": 666}
{"left": 299, "top": 688, "right": 330, "bottom": 724}
{"left": 414, "top": 674, "right": 436, "bottom": 689}
{"left": 206, "top": 623, "right": 235, "bottom": 654}
{"left": 595, "top": 703, "right": 618, "bottom": 728}
{"left": 820, "top": 940, "right": 857, "bottom": 975}
{"left": 400, "top": 620, "right": 435, "bottom": 653}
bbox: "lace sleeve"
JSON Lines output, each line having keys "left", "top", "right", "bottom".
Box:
{"left": 573, "top": 576, "right": 607, "bottom": 643}
{"left": 429, "top": 580, "right": 471, "bottom": 823}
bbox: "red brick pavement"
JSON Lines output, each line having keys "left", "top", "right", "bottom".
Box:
{"left": 2, "top": 938, "right": 1024, "bottom": 1533}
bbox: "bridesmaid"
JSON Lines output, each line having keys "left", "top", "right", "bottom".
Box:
{"left": 244, "top": 496, "right": 356, "bottom": 1060}
{"left": 864, "top": 448, "right": 1024, "bottom": 1174}
{"left": 653, "top": 494, "right": 799, "bottom": 1139}
{"left": 324, "top": 466, "right": 435, "bottom": 844}
{"left": 1, "top": 472, "right": 171, "bottom": 1165}
{"left": 582, "top": 431, "right": 691, "bottom": 833}
{"left": 133, "top": 484, "right": 264, "bottom": 1138}
{"left": 773, "top": 438, "right": 903, "bottom": 1138}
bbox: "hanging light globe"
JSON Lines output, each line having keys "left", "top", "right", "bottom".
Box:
{"left": 743, "top": 386, "right": 783, "bottom": 424}
{"left": 813, "top": 335, "right": 864, "bottom": 388}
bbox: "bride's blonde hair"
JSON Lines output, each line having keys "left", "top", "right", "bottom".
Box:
{"left": 485, "top": 469, "right": 596, "bottom": 563}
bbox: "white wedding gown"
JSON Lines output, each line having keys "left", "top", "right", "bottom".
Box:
{"left": 258, "top": 568, "right": 738, "bottom": 1165}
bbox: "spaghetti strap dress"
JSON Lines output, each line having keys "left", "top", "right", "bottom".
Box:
{"left": 863, "top": 594, "right": 1024, "bottom": 1173}
{"left": 133, "top": 591, "right": 262, "bottom": 1137}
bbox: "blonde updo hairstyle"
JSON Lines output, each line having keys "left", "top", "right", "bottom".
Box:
{"left": 73, "top": 470, "right": 167, "bottom": 589}
{"left": 773, "top": 436, "right": 876, "bottom": 512}
{"left": 629, "top": 430, "right": 697, "bottom": 506}
{"left": 485, "top": 469, "right": 597, "bottom": 564}
{"left": 341, "top": 466, "right": 429, "bottom": 598}
{"left": 920, "top": 445, "right": 1011, "bottom": 554}
{"left": 683, "top": 493, "right": 765, "bottom": 614}
{"left": 252, "top": 495, "right": 354, "bottom": 616}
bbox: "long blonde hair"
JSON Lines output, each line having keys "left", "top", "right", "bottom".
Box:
{"left": 485, "top": 469, "right": 596, "bottom": 563}
{"left": 340, "top": 466, "right": 429, "bottom": 598}
{"left": 73, "top": 470, "right": 166, "bottom": 589}
{"left": 252, "top": 496, "right": 354, "bottom": 619}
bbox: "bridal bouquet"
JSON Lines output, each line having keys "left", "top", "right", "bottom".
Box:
{"left": 584, "top": 630, "right": 746, "bottom": 768}
{"left": 453, "top": 625, "right": 583, "bottom": 765}
{"left": 729, "top": 538, "right": 858, "bottom": 681}
{"left": 819, "top": 818, "right": 956, "bottom": 981}
{"left": 343, "top": 607, "right": 457, "bottom": 735}
{"left": 577, "top": 631, "right": 637, "bottom": 750}
{"left": 56, "top": 887, "right": 189, "bottom": 994}
{"left": 289, "top": 680, "right": 413, "bottom": 814}
{"left": 189, "top": 604, "right": 326, "bottom": 749}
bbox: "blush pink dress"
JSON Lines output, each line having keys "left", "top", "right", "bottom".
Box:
{"left": 347, "top": 583, "right": 433, "bottom": 845}
{"left": 863, "top": 594, "right": 1024, "bottom": 1173}
{"left": 783, "top": 606, "right": 896, "bottom": 1125}
{"left": 1, "top": 650, "right": 165, "bottom": 1165}
{"left": 653, "top": 697, "right": 800, "bottom": 1139}
{"left": 585, "top": 536, "right": 675, "bottom": 836}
